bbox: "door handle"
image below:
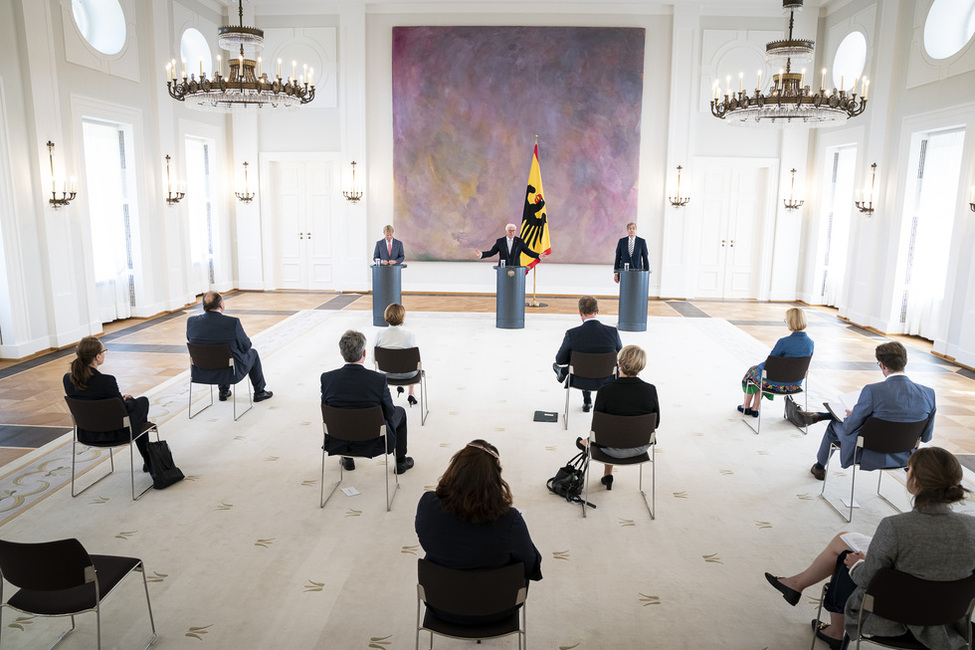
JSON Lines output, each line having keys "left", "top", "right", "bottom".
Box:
{"left": 306, "top": 232, "right": 312, "bottom": 240}
{"left": 721, "top": 239, "right": 726, "bottom": 247}
{"left": 729, "top": 240, "right": 735, "bottom": 248}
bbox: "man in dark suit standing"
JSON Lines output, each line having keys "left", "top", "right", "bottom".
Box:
{"left": 373, "top": 224, "right": 405, "bottom": 265}
{"left": 186, "top": 292, "right": 273, "bottom": 402}
{"left": 320, "top": 329, "right": 414, "bottom": 474}
{"left": 614, "top": 222, "right": 649, "bottom": 283}
{"left": 553, "top": 296, "right": 623, "bottom": 412}
{"left": 473, "top": 223, "right": 549, "bottom": 267}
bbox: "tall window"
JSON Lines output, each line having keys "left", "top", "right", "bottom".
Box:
{"left": 81, "top": 119, "right": 136, "bottom": 321}
{"left": 899, "top": 128, "right": 965, "bottom": 339}
{"left": 816, "top": 145, "right": 856, "bottom": 307}
{"left": 184, "top": 137, "right": 217, "bottom": 291}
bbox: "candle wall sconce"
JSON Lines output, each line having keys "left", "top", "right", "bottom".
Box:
{"left": 235, "top": 162, "right": 255, "bottom": 202}
{"left": 343, "top": 161, "right": 363, "bottom": 203}
{"left": 668, "top": 165, "right": 690, "bottom": 207}
{"left": 46, "top": 141, "right": 77, "bottom": 209}
{"left": 164, "top": 155, "right": 186, "bottom": 205}
{"left": 855, "top": 163, "right": 877, "bottom": 215}
{"left": 783, "top": 168, "right": 804, "bottom": 210}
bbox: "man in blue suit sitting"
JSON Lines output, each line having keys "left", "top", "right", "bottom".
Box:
{"left": 807, "top": 341, "right": 935, "bottom": 480}
{"left": 553, "top": 296, "right": 623, "bottom": 412}
{"left": 186, "top": 292, "right": 273, "bottom": 403}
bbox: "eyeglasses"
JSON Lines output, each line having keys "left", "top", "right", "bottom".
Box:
{"left": 98, "top": 349, "right": 107, "bottom": 354}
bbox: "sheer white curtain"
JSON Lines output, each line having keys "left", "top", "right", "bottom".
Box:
{"left": 184, "top": 137, "right": 216, "bottom": 293}
{"left": 819, "top": 146, "right": 856, "bottom": 307}
{"left": 81, "top": 120, "right": 132, "bottom": 321}
{"left": 902, "top": 128, "right": 965, "bottom": 338}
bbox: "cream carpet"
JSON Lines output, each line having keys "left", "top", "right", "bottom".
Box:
{"left": 0, "top": 310, "right": 969, "bottom": 649}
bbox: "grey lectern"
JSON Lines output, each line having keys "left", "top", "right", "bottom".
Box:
{"left": 617, "top": 268, "right": 649, "bottom": 332}
{"left": 495, "top": 265, "right": 526, "bottom": 329}
{"left": 372, "top": 264, "right": 405, "bottom": 327}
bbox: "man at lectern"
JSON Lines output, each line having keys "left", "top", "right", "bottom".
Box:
{"left": 473, "top": 223, "right": 548, "bottom": 267}
{"left": 614, "top": 222, "right": 649, "bottom": 283}
{"left": 374, "top": 225, "right": 405, "bottom": 265}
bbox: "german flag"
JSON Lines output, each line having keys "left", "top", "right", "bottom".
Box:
{"left": 519, "top": 143, "right": 551, "bottom": 271}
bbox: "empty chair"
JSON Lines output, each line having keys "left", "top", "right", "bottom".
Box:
{"left": 821, "top": 417, "right": 928, "bottom": 523}
{"left": 583, "top": 411, "right": 657, "bottom": 519}
{"left": 416, "top": 559, "right": 527, "bottom": 650}
{"left": 0, "top": 537, "right": 156, "bottom": 649}
{"left": 187, "top": 342, "right": 252, "bottom": 420}
{"left": 64, "top": 396, "right": 158, "bottom": 501}
{"left": 743, "top": 354, "right": 813, "bottom": 435}
{"left": 563, "top": 351, "right": 618, "bottom": 429}
{"left": 374, "top": 346, "right": 429, "bottom": 425}
{"left": 320, "top": 404, "right": 399, "bottom": 511}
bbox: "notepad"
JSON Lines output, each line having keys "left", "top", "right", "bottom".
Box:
{"left": 533, "top": 410, "right": 558, "bottom": 423}
{"left": 341, "top": 487, "right": 361, "bottom": 497}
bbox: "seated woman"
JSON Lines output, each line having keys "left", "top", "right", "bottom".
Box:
{"left": 375, "top": 302, "right": 419, "bottom": 406}
{"left": 415, "top": 439, "right": 542, "bottom": 623}
{"left": 738, "top": 306, "right": 813, "bottom": 417}
{"left": 765, "top": 447, "right": 975, "bottom": 649}
{"left": 63, "top": 336, "right": 153, "bottom": 471}
{"left": 576, "top": 344, "right": 659, "bottom": 490}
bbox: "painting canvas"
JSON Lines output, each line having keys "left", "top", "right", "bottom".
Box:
{"left": 392, "top": 26, "right": 646, "bottom": 263}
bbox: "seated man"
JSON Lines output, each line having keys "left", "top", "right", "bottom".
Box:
{"left": 186, "top": 291, "right": 273, "bottom": 402}
{"left": 553, "top": 295, "right": 623, "bottom": 412}
{"left": 805, "top": 341, "right": 935, "bottom": 480}
{"left": 320, "top": 329, "right": 414, "bottom": 474}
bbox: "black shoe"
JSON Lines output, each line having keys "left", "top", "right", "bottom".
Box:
{"left": 796, "top": 410, "right": 826, "bottom": 426}
{"left": 339, "top": 457, "right": 355, "bottom": 471}
{"left": 219, "top": 389, "right": 231, "bottom": 401}
{"left": 765, "top": 572, "right": 801, "bottom": 606}
{"left": 397, "top": 387, "right": 404, "bottom": 396}
{"left": 143, "top": 463, "right": 150, "bottom": 473}
{"left": 582, "top": 400, "right": 592, "bottom": 413}
{"left": 395, "top": 457, "right": 414, "bottom": 475}
{"left": 810, "top": 463, "right": 826, "bottom": 481}
{"left": 254, "top": 390, "right": 273, "bottom": 402}
{"left": 408, "top": 395, "right": 417, "bottom": 407}
{"left": 601, "top": 475, "right": 613, "bottom": 490}
{"left": 811, "top": 620, "right": 843, "bottom": 649}
{"left": 575, "top": 437, "right": 587, "bottom": 452}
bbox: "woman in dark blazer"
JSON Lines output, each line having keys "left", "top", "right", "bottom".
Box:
{"left": 738, "top": 307, "right": 814, "bottom": 417}
{"left": 415, "top": 439, "right": 541, "bottom": 624}
{"left": 576, "top": 344, "right": 659, "bottom": 490}
{"left": 63, "top": 336, "right": 152, "bottom": 470}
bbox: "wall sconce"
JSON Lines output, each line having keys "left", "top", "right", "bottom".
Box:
{"left": 668, "top": 165, "right": 690, "bottom": 207}
{"left": 342, "top": 161, "right": 363, "bottom": 203}
{"left": 235, "top": 162, "right": 255, "bottom": 203}
{"left": 164, "top": 155, "right": 186, "bottom": 205}
{"left": 46, "top": 141, "right": 77, "bottom": 209}
{"left": 855, "top": 162, "right": 877, "bottom": 215}
{"left": 783, "top": 168, "right": 804, "bottom": 210}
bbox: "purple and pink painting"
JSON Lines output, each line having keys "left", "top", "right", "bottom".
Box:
{"left": 392, "top": 26, "right": 645, "bottom": 264}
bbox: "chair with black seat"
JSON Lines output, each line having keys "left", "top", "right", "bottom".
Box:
{"left": 583, "top": 411, "right": 657, "bottom": 520}
{"left": 374, "top": 346, "right": 429, "bottom": 425}
{"left": 186, "top": 342, "right": 252, "bottom": 421}
{"left": 808, "top": 567, "right": 975, "bottom": 650}
{"left": 416, "top": 558, "right": 527, "bottom": 650}
{"left": 64, "top": 396, "right": 158, "bottom": 501}
{"left": 0, "top": 537, "right": 156, "bottom": 650}
{"left": 563, "top": 351, "right": 618, "bottom": 430}
{"left": 320, "top": 404, "right": 399, "bottom": 511}
{"left": 743, "top": 354, "right": 813, "bottom": 435}
{"left": 820, "top": 417, "right": 928, "bottom": 523}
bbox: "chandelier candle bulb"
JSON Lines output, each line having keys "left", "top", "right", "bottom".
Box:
{"left": 821, "top": 68, "right": 826, "bottom": 92}
{"left": 182, "top": 58, "right": 186, "bottom": 79}
{"left": 257, "top": 57, "right": 262, "bottom": 78}
{"left": 852, "top": 76, "right": 858, "bottom": 95}
{"left": 840, "top": 75, "right": 844, "bottom": 92}
{"left": 292, "top": 60, "right": 297, "bottom": 81}
{"left": 863, "top": 79, "right": 869, "bottom": 99}
{"left": 739, "top": 72, "right": 743, "bottom": 92}
{"left": 310, "top": 68, "right": 314, "bottom": 86}
{"left": 756, "top": 70, "right": 762, "bottom": 92}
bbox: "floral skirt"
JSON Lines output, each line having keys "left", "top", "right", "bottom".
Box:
{"left": 741, "top": 363, "right": 804, "bottom": 398}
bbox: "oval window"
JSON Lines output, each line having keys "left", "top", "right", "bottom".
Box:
{"left": 924, "top": 0, "right": 975, "bottom": 60}
{"left": 180, "top": 29, "right": 213, "bottom": 79}
{"left": 832, "top": 32, "right": 867, "bottom": 92}
{"left": 71, "top": 0, "right": 126, "bottom": 56}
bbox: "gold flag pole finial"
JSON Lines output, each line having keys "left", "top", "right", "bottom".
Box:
{"left": 534, "top": 134, "right": 538, "bottom": 145}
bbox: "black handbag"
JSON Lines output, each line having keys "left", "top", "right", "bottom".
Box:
{"left": 546, "top": 451, "right": 595, "bottom": 508}
{"left": 147, "top": 440, "right": 184, "bottom": 489}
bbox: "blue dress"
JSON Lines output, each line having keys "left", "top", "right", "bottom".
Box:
{"left": 741, "top": 331, "right": 814, "bottom": 396}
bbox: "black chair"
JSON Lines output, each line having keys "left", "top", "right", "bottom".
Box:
{"left": 64, "top": 396, "right": 158, "bottom": 501}
{"left": 0, "top": 537, "right": 156, "bottom": 649}
{"left": 320, "top": 404, "right": 399, "bottom": 511}
{"left": 562, "top": 351, "right": 618, "bottom": 430}
{"left": 811, "top": 567, "right": 975, "bottom": 649}
{"left": 374, "top": 346, "right": 429, "bottom": 425}
{"left": 820, "top": 417, "right": 928, "bottom": 523}
{"left": 584, "top": 411, "right": 657, "bottom": 519}
{"left": 416, "top": 559, "right": 527, "bottom": 650}
{"left": 187, "top": 342, "right": 252, "bottom": 421}
{"left": 743, "top": 354, "right": 813, "bottom": 435}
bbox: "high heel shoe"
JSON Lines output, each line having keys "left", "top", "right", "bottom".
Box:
{"left": 601, "top": 475, "right": 613, "bottom": 490}
{"left": 397, "top": 387, "right": 404, "bottom": 396}
{"left": 408, "top": 395, "right": 417, "bottom": 407}
{"left": 575, "top": 437, "right": 587, "bottom": 452}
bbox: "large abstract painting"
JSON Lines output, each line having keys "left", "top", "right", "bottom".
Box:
{"left": 392, "top": 26, "right": 645, "bottom": 263}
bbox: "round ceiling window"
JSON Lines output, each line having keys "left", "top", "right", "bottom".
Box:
{"left": 924, "top": 0, "right": 975, "bottom": 60}
{"left": 832, "top": 32, "right": 866, "bottom": 92}
{"left": 71, "top": 0, "right": 126, "bottom": 56}
{"left": 180, "top": 29, "right": 212, "bottom": 78}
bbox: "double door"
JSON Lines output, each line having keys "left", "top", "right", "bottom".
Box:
{"left": 271, "top": 161, "right": 336, "bottom": 290}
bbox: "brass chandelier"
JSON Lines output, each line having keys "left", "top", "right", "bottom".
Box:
{"left": 710, "top": 0, "right": 867, "bottom": 126}
{"left": 166, "top": 0, "right": 315, "bottom": 112}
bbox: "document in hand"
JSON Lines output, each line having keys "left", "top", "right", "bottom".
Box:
{"left": 841, "top": 531, "right": 871, "bottom": 554}
{"left": 824, "top": 390, "right": 862, "bottom": 422}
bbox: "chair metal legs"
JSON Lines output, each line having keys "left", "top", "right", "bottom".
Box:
{"left": 233, "top": 381, "right": 252, "bottom": 421}
{"left": 741, "top": 385, "right": 808, "bottom": 435}
{"left": 809, "top": 584, "right": 829, "bottom": 650}
{"left": 583, "top": 448, "right": 655, "bottom": 520}
{"left": 418, "top": 372, "right": 430, "bottom": 426}
{"left": 563, "top": 380, "right": 571, "bottom": 430}
{"left": 71, "top": 427, "right": 157, "bottom": 501}
{"left": 320, "top": 449, "right": 400, "bottom": 511}
{"left": 188, "top": 382, "right": 213, "bottom": 419}
{"left": 821, "top": 444, "right": 906, "bottom": 523}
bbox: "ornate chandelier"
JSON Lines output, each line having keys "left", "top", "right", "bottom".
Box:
{"left": 166, "top": 0, "right": 315, "bottom": 112}
{"left": 710, "top": 0, "right": 867, "bottom": 126}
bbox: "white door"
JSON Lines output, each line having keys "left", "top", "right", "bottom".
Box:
{"left": 271, "top": 161, "right": 336, "bottom": 290}
{"left": 695, "top": 164, "right": 768, "bottom": 298}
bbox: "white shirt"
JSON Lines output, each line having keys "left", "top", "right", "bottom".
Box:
{"left": 375, "top": 325, "right": 416, "bottom": 350}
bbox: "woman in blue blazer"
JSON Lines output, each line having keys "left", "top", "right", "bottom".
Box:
{"left": 738, "top": 307, "right": 814, "bottom": 416}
